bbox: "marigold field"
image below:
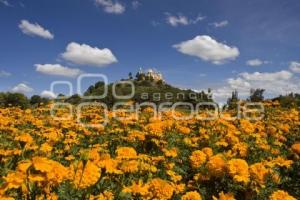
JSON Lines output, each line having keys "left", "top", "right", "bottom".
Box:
{"left": 0, "top": 102, "right": 300, "bottom": 200}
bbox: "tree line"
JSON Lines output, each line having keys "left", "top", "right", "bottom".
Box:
{"left": 1, "top": 86, "right": 299, "bottom": 109}
{"left": 0, "top": 92, "right": 50, "bottom": 109}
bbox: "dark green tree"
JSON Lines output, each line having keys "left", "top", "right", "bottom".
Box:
{"left": 128, "top": 72, "right": 133, "bottom": 80}
{"left": 30, "top": 95, "right": 50, "bottom": 106}
{"left": 65, "top": 94, "right": 82, "bottom": 105}
{"left": 2, "top": 92, "right": 30, "bottom": 109}
{"left": 227, "top": 90, "right": 239, "bottom": 109}
{"left": 249, "top": 88, "right": 265, "bottom": 102}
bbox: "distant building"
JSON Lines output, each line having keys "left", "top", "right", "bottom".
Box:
{"left": 137, "top": 68, "right": 164, "bottom": 82}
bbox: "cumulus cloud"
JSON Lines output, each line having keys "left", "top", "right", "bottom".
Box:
{"left": 0, "top": 70, "right": 11, "bottom": 77}
{"left": 227, "top": 77, "right": 251, "bottom": 88}
{"left": 289, "top": 61, "right": 300, "bottom": 73}
{"left": 95, "top": 0, "right": 125, "bottom": 14}
{"left": 11, "top": 83, "right": 34, "bottom": 94}
{"left": 173, "top": 35, "right": 239, "bottom": 64}
{"left": 213, "top": 86, "right": 249, "bottom": 104}
{"left": 212, "top": 20, "right": 229, "bottom": 28}
{"left": 19, "top": 20, "right": 54, "bottom": 40}
{"left": 35, "top": 64, "right": 82, "bottom": 78}
{"left": 239, "top": 70, "right": 292, "bottom": 81}
{"left": 212, "top": 70, "right": 299, "bottom": 103}
{"left": 166, "top": 13, "right": 205, "bottom": 27}
{"left": 246, "top": 59, "right": 270, "bottom": 66}
{"left": 40, "top": 90, "right": 57, "bottom": 99}
{"left": 228, "top": 70, "right": 297, "bottom": 96}
{"left": 61, "top": 42, "right": 118, "bottom": 67}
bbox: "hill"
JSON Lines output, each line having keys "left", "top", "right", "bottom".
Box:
{"left": 82, "top": 69, "right": 211, "bottom": 107}
{"left": 83, "top": 79, "right": 211, "bottom": 107}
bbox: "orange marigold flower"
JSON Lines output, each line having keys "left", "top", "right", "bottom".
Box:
{"left": 94, "top": 191, "right": 114, "bottom": 200}
{"left": 291, "top": 143, "right": 300, "bottom": 155}
{"left": 148, "top": 178, "right": 175, "bottom": 200}
{"left": 206, "top": 154, "right": 226, "bottom": 177}
{"left": 213, "top": 191, "right": 236, "bottom": 200}
{"left": 239, "top": 119, "right": 255, "bottom": 134}
{"left": 32, "top": 157, "right": 54, "bottom": 173}
{"left": 269, "top": 190, "right": 296, "bottom": 200}
{"left": 40, "top": 143, "right": 53, "bottom": 153}
{"left": 163, "top": 148, "right": 178, "bottom": 158}
{"left": 32, "top": 157, "right": 68, "bottom": 185}
{"left": 17, "top": 160, "right": 32, "bottom": 173}
{"left": 190, "top": 150, "right": 207, "bottom": 168}
{"left": 128, "top": 130, "right": 145, "bottom": 141}
{"left": 116, "top": 147, "right": 137, "bottom": 159}
{"left": 202, "top": 147, "right": 213, "bottom": 158}
{"left": 0, "top": 197, "right": 15, "bottom": 200}
{"left": 28, "top": 174, "right": 45, "bottom": 182}
{"left": 122, "top": 180, "right": 149, "bottom": 197}
{"left": 15, "top": 133, "right": 33, "bottom": 144}
{"left": 98, "top": 157, "right": 123, "bottom": 174}
{"left": 249, "top": 163, "right": 269, "bottom": 186}
{"left": 71, "top": 160, "right": 101, "bottom": 189}
{"left": 181, "top": 191, "right": 202, "bottom": 200}
{"left": 167, "top": 170, "right": 182, "bottom": 182}
{"left": 268, "top": 157, "right": 293, "bottom": 168}
{"left": 3, "top": 171, "right": 25, "bottom": 190}
{"left": 177, "top": 126, "right": 191, "bottom": 134}
{"left": 232, "top": 143, "right": 248, "bottom": 158}
{"left": 119, "top": 160, "right": 139, "bottom": 173}
{"left": 227, "top": 159, "right": 249, "bottom": 184}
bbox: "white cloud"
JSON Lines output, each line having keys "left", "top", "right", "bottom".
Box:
{"left": 246, "top": 59, "right": 270, "bottom": 66}
{"left": 246, "top": 59, "right": 263, "bottom": 66}
{"left": 166, "top": 13, "right": 205, "bottom": 27}
{"left": 228, "top": 70, "right": 297, "bottom": 95}
{"left": 0, "top": 0, "right": 11, "bottom": 6}
{"left": 166, "top": 14, "right": 189, "bottom": 27}
{"left": 11, "top": 83, "right": 34, "bottom": 94}
{"left": 191, "top": 15, "right": 206, "bottom": 24}
{"left": 131, "top": 1, "right": 141, "bottom": 9}
{"left": 0, "top": 70, "right": 11, "bottom": 77}
{"left": 40, "top": 90, "right": 57, "bottom": 99}
{"left": 289, "top": 61, "right": 300, "bottom": 73}
{"left": 212, "top": 86, "right": 245, "bottom": 103}
{"left": 227, "top": 77, "right": 251, "bottom": 88}
{"left": 19, "top": 20, "right": 54, "bottom": 40}
{"left": 151, "top": 21, "right": 160, "bottom": 27}
{"left": 61, "top": 42, "right": 118, "bottom": 67}
{"left": 212, "top": 70, "right": 299, "bottom": 103}
{"left": 239, "top": 70, "right": 292, "bottom": 81}
{"left": 95, "top": 0, "right": 125, "bottom": 14}
{"left": 212, "top": 20, "right": 229, "bottom": 28}
{"left": 173, "top": 35, "right": 239, "bottom": 64}
{"left": 35, "top": 64, "right": 82, "bottom": 78}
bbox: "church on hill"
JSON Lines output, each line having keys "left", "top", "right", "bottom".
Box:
{"left": 136, "top": 68, "right": 164, "bottom": 82}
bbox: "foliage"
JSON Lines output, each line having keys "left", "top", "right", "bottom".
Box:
{"left": 30, "top": 95, "right": 50, "bottom": 106}
{"left": 273, "top": 93, "right": 300, "bottom": 108}
{"left": 0, "top": 92, "right": 30, "bottom": 109}
{"left": 84, "top": 79, "right": 211, "bottom": 107}
{"left": 249, "top": 88, "right": 265, "bottom": 102}
{"left": 227, "top": 90, "right": 239, "bottom": 110}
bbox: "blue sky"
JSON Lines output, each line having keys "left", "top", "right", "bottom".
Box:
{"left": 1, "top": 0, "right": 300, "bottom": 102}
